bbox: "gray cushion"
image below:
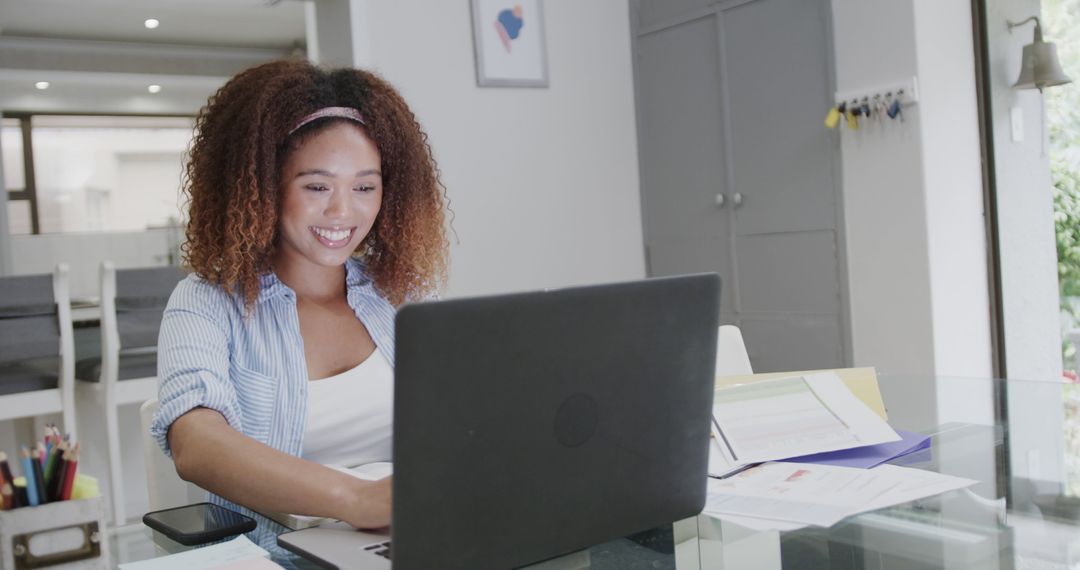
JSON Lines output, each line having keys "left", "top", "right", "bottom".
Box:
{"left": 0, "top": 274, "right": 60, "bottom": 364}
{"left": 76, "top": 352, "right": 158, "bottom": 383}
{"left": 116, "top": 308, "right": 165, "bottom": 349}
{"left": 114, "top": 266, "right": 185, "bottom": 349}
{"left": 0, "top": 361, "right": 59, "bottom": 396}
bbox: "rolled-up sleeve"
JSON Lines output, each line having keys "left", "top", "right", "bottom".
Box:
{"left": 151, "top": 278, "right": 243, "bottom": 457}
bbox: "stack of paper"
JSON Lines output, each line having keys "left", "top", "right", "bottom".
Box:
{"left": 709, "top": 372, "right": 900, "bottom": 477}
{"left": 118, "top": 536, "right": 283, "bottom": 570}
{"left": 702, "top": 462, "right": 977, "bottom": 531}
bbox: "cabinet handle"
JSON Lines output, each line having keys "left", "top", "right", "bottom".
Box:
{"left": 733, "top": 192, "right": 744, "bottom": 208}
{"left": 715, "top": 193, "right": 726, "bottom": 208}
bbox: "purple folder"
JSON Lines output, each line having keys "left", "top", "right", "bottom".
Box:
{"left": 783, "top": 429, "right": 932, "bottom": 469}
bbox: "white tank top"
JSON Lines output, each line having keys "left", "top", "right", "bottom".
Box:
{"left": 302, "top": 350, "right": 394, "bottom": 467}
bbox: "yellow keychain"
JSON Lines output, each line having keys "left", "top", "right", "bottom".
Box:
{"left": 824, "top": 107, "right": 841, "bottom": 129}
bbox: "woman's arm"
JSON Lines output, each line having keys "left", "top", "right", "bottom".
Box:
{"left": 169, "top": 407, "right": 391, "bottom": 529}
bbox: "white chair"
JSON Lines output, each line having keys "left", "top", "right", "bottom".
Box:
{"left": 0, "top": 264, "right": 77, "bottom": 441}
{"left": 76, "top": 261, "right": 186, "bottom": 525}
{"left": 674, "top": 324, "right": 756, "bottom": 567}
{"left": 716, "top": 324, "right": 753, "bottom": 377}
{"left": 139, "top": 398, "right": 205, "bottom": 511}
{"left": 679, "top": 324, "right": 778, "bottom": 568}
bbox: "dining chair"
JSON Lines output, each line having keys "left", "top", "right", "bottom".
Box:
{"left": 674, "top": 324, "right": 756, "bottom": 568}
{"left": 139, "top": 398, "right": 206, "bottom": 512}
{"left": 0, "top": 265, "right": 77, "bottom": 440}
{"left": 76, "top": 261, "right": 186, "bottom": 525}
{"left": 716, "top": 324, "right": 753, "bottom": 377}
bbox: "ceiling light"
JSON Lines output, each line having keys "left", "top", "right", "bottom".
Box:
{"left": 35, "top": 81, "right": 50, "bottom": 90}
{"left": 148, "top": 84, "right": 162, "bottom": 94}
{"left": 144, "top": 18, "right": 160, "bottom": 29}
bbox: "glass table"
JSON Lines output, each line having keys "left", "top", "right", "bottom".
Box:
{"left": 109, "top": 519, "right": 682, "bottom": 569}
{"left": 690, "top": 374, "right": 1080, "bottom": 569}
{"left": 109, "top": 375, "right": 1080, "bottom": 569}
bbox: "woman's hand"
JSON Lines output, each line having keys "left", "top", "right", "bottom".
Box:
{"left": 338, "top": 476, "right": 393, "bottom": 529}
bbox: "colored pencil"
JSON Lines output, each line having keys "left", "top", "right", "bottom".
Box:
{"left": 0, "top": 451, "right": 14, "bottom": 489}
{"left": 19, "top": 448, "right": 38, "bottom": 506}
{"left": 61, "top": 444, "right": 79, "bottom": 501}
{"left": 43, "top": 441, "right": 64, "bottom": 491}
{"left": 15, "top": 483, "right": 28, "bottom": 508}
{"left": 30, "top": 449, "right": 47, "bottom": 504}
{"left": 50, "top": 448, "right": 71, "bottom": 503}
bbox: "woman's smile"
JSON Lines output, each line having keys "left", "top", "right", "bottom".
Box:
{"left": 310, "top": 226, "right": 357, "bottom": 247}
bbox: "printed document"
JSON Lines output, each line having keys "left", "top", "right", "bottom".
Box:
{"left": 711, "top": 372, "right": 899, "bottom": 466}
{"left": 703, "top": 462, "right": 977, "bottom": 529}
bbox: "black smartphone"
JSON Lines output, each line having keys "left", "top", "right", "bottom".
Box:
{"left": 143, "top": 502, "right": 257, "bottom": 546}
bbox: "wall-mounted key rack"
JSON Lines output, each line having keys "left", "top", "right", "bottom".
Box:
{"left": 824, "top": 76, "right": 919, "bottom": 129}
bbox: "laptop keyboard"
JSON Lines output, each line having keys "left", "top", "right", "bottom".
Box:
{"left": 364, "top": 540, "right": 392, "bottom": 560}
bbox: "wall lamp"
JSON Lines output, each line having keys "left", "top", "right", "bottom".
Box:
{"left": 1007, "top": 16, "right": 1072, "bottom": 92}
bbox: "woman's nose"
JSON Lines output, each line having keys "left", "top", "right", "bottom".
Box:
{"left": 324, "top": 189, "right": 350, "bottom": 218}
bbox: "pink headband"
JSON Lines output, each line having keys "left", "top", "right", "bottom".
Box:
{"left": 288, "top": 106, "right": 366, "bottom": 136}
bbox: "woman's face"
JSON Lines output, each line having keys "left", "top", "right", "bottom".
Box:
{"left": 277, "top": 122, "right": 383, "bottom": 271}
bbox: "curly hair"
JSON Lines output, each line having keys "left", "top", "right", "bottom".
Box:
{"left": 183, "top": 58, "right": 448, "bottom": 309}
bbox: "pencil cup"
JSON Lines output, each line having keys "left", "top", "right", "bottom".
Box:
{"left": 0, "top": 497, "right": 108, "bottom": 569}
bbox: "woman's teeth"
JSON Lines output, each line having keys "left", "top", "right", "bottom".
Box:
{"left": 312, "top": 227, "right": 351, "bottom": 241}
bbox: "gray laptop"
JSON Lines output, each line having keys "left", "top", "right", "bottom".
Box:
{"left": 278, "top": 274, "right": 720, "bottom": 569}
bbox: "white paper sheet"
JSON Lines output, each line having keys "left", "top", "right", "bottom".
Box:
{"left": 706, "top": 513, "right": 809, "bottom": 532}
{"left": 118, "top": 536, "right": 277, "bottom": 570}
{"left": 702, "top": 462, "right": 978, "bottom": 529}
{"left": 860, "top": 465, "right": 978, "bottom": 511}
{"left": 704, "top": 462, "right": 903, "bottom": 526}
{"left": 711, "top": 372, "right": 900, "bottom": 465}
{"left": 707, "top": 424, "right": 753, "bottom": 478}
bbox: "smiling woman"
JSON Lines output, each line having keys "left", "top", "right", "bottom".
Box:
{"left": 183, "top": 59, "right": 448, "bottom": 310}
{"left": 149, "top": 58, "right": 449, "bottom": 539}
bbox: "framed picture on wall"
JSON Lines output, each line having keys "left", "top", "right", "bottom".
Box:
{"left": 471, "top": 0, "right": 549, "bottom": 87}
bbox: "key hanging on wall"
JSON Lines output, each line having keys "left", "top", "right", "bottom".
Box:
{"left": 827, "top": 77, "right": 919, "bottom": 132}
{"left": 824, "top": 106, "right": 842, "bottom": 129}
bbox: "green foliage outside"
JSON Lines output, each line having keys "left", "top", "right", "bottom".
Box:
{"left": 1047, "top": 0, "right": 1080, "bottom": 366}
{"left": 1046, "top": 0, "right": 1080, "bottom": 496}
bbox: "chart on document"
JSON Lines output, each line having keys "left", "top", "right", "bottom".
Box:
{"left": 712, "top": 373, "right": 899, "bottom": 464}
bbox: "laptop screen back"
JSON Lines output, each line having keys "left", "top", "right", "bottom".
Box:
{"left": 392, "top": 274, "right": 720, "bottom": 569}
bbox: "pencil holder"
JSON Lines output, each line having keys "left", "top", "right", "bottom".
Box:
{"left": 0, "top": 497, "right": 108, "bottom": 570}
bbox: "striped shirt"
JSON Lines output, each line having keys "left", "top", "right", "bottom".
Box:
{"left": 150, "top": 257, "right": 397, "bottom": 542}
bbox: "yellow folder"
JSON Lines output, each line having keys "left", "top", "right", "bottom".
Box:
{"left": 714, "top": 367, "right": 887, "bottom": 421}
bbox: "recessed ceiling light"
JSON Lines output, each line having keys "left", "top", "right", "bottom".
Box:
{"left": 144, "top": 18, "right": 160, "bottom": 29}
{"left": 35, "top": 81, "right": 50, "bottom": 90}
{"left": 148, "top": 84, "right": 162, "bottom": 94}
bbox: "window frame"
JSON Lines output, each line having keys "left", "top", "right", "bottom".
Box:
{"left": 1, "top": 111, "right": 195, "bottom": 236}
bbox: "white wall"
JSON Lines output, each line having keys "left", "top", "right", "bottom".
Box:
{"left": 913, "top": 0, "right": 994, "bottom": 385}
{"left": 832, "top": 0, "right": 932, "bottom": 375}
{"left": 356, "top": 0, "right": 646, "bottom": 296}
{"left": 832, "top": 0, "right": 994, "bottom": 429}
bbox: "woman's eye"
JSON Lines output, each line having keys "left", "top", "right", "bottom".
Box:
{"left": 305, "top": 184, "right": 329, "bottom": 192}
{"left": 355, "top": 185, "right": 376, "bottom": 193}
